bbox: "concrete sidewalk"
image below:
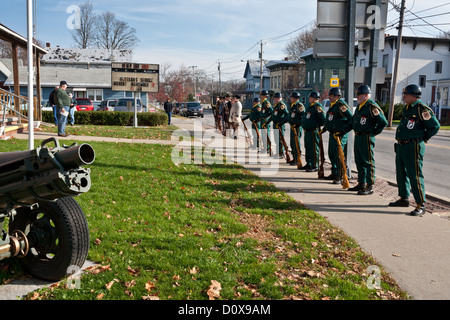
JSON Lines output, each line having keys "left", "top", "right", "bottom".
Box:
{"left": 7, "top": 118, "right": 450, "bottom": 300}
{"left": 169, "top": 117, "right": 450, "bottom": 300}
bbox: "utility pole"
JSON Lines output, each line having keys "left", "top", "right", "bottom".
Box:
{"left": 259, "top": 41, "right": 263, "bottom": 94}
{"left": 190, "top": 66, "right": 197, "bottom": 101}
{"left": 388, "top": 0, "right": 406, "bottom": 127}
{"left": 218, "top": 61, "right": 222, "bottom": 96}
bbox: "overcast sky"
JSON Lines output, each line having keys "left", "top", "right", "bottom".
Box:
{"left": 1, "top": 0, "right": 449, "bottom": 81}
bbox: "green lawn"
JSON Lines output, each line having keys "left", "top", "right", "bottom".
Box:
{"left": 37, "top": 124, "right": 177, "bottom": 140}
{"left": 0, "top": 138, "right": 409, "bottom": 300}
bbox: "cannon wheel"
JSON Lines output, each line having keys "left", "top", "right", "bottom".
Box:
{"left": 9, "top": 196, "right": 89, "bottom": 282}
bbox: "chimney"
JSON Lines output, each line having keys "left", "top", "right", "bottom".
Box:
{"left": 46, "top": 42, "right": 51, "bottom": 48}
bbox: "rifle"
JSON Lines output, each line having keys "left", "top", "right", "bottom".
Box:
{"left": 242, "top": 120, "right": 253, "bottom": 147}
{"left": 318, "top": 129, "right": 325, "bottom": 178}
{"left": 333, "top": 133, "right": 350, "bottom": 189}
{"left": 278, "top": 125, "right": 291, "bottom": 163}
{"left": 292, "top": 126, "right": 303, "bottom": 169}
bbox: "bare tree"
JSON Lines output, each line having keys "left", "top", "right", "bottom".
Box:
{"left": 96, "top": 11, "right": 139, "bottom": 50}
{"left": 71, "top": 1, "right": 97, "bottom": 49}
{"left": 283, "top": 26, "right": 315, "bottom": 61}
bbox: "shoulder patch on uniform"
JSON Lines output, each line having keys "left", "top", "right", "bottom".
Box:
{"left": 316, "top": 106, "right": 323, "bottom": 113}
{"left": 339, "top": 104, "right": 347, "bottom": 112}
{"left": 372, "top": 107, "right": 380, "bottom": 116}
{"left": 281, "top": 104, "right": 285, "bottom": 110}
{"left": 299, "top": 105, "right": 305, "bottom": 112}
{"left": 422, "top": 111, "right": 431, "bottom": 120}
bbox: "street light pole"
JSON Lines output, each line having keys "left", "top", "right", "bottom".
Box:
{"left": 190, "top": 65, "right": 197, "bottom": 101}
{"left": 26, "top": 0, "right": 34, "bottom": 150}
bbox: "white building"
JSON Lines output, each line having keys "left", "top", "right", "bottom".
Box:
{"left": 356, "top": 35, "right": 450, "bottom": 111}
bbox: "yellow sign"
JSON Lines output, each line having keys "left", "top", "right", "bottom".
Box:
{"left": 330, "top": 78, "right": 339, "bottom": 87}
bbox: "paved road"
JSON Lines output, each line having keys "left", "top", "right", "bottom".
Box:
{"left": 199, "top": 109, "right": 450, "bottom": 200}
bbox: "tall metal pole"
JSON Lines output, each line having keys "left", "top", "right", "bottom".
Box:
{"left": 345, "top": 0, "right": 356, "bottom": 178}
{"left": 387, "top": 0, "right": 406, "bottom": 127}
{"left": 366, "top": 0, "right": 381, "bottom": 92}
{"left": 27, "top": 0, "right": 34, "bottom": 150}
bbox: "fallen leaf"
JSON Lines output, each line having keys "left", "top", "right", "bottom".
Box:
{"left": 145, "top": 281, "right": 156, "bottom": 292}
{"left": 207, "top": 280, "right": 222, "bottom": 300}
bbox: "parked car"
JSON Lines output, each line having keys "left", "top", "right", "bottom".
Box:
{"left": 181, "top": 102, "right": 204, "bottom": 118}
{"left": 114, "top": 98, "right": 143, "bottom": 112}
{"left": 41, "top": 100, "right": 52, "bottom": 111}
{"left": 98, "top": 99, "right": 117, "bottom": 111}
{"left": 75, "top": 98, "right": 94, "bottom": 111}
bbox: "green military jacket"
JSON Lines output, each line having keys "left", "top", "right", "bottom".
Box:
{"left": 243, "top": 103, "right": 262, "bottom": 124}
{"left": 302, "top": 101, "right": 326, "bottom": 130}
{"left": 352, "top": 98, "right": 388, "bottom": 135}
{"left": 267, "top": 101, "right": 289, "bottom": 127}
{"left": 260, "top": 98, "right": 273, "bottom": 123}
{"left": 324, "top": 99, "right": 353, "bottom": 134}
{"left": 396, "top": 99, "right": 440, "bottom": 142}
{"left": 288, "top": 101, "right": 305, "bottom": 127}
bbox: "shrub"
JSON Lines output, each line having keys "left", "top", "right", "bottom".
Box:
{"left": 378, "top": 102, "right": 404, "bottom": 120}
{"left": 42, "top": 111, "right": 168, "bottom": 126}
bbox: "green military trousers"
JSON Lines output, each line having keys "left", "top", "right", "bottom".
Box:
{"left": 277, "top": 125, "right": 286, "bottom": 155}
{"left": 395, "top": 140, "right": 426, "bottom": 205}
{"left": 304, "top": 129, "right": 319, "bottom": 168}
{"left": 290, "top": 126, "right": 302, "bottom": 162}
{"left": 261, "top": 124, "right": 272, "bottom": 153}
{"left": 328, "top": 133, "right": 348, "bottom": 177}
{"left": 251, "top": 121, "right": 261, "bottom": 148}
{"left": 354, "top": 134, "right": 376, "bottom": 185}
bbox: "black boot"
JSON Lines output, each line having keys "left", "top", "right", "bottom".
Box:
{"left": 389, "top": 198, "right": 410, "bottom": 207}
{"left": 409, "top": 204, "right": 425, "bottom": 216}
{"left": 348, "top": 183, "right": 364, "bottom": 191}
{"left": 358, "top": 184, "right": 373, "bottom": 195}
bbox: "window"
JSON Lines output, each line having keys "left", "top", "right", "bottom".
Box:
{"left": 313, "top": 70, "right": 316, "bottom": 83}
{"left": 360, "top": 59, "right": 365, "bottom": 67}
{"left": 419, "top": 75, "right": 426, "bottom": 88}
{"left": 307, "top": 71, "right": 311, "bottom": 85}
{"left": 88, "top": 89, "right": 103, "bottom": 101}
{"left": 319, "top": 69, "right": 323, "bottom": 83}
{"left": 382, "top": 54, "right": 389, "bottom": 70}
{"left": 332, "top": 69, "right": 339, "bottom": 77}
{"left": 435, "top": 61, "right": 442, "bottom": 74}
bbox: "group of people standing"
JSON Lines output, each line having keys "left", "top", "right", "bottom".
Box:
{"left": 214, "top": 83, "right": 440, "bottom": 217}
{"left": 213, "top": 94, "right": 243, "bottom": 139}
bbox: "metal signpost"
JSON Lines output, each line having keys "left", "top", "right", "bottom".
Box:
{"left": 315, "top": 0, "right": 388, "bottom": 178}
{"left": 111, "top": 62, "right": 159, "bottom": 127}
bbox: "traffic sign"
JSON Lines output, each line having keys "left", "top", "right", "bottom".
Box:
{"left": 330, "top": 78, "right": 340, "bottom": 87}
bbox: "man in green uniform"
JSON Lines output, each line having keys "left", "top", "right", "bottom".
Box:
{"left": 302, "top": 91, "right": 326, "bottom": 172}
{"left": 260, "top": 90, "right": 273, "bottom": 154}
{"left": 320, "top": 87, "right": 353, "bottom": 184}
{"left": 242, "top": 97, "right": 262, "bottom": 149}
{"left": 389, "top": 84, "right": 440, "bottom": 216}
{"left": 349, "top": 85, "right": 388, "bottom": 195}
{"left": 263, "top": 92, "right": 289, "bottom": 158}
{"left": 288, "top": 91, "right": 305, "bottom": 166}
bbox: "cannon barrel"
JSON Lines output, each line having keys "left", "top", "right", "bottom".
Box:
{"left": 0, "top": 138, "right": 95, "bottom": 210}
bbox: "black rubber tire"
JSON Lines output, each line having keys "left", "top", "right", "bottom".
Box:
{"left": 9, "top": 196, "right": 89, "bottom": 281}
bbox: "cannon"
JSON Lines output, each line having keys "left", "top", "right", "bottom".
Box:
{"left": 0, "top": 137, "right": 95, "bottom": 281}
